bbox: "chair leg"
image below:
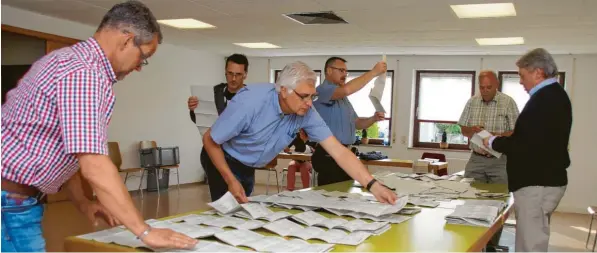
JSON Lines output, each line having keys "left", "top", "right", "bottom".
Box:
{"left": 274, "top": 169, "right": 280, "bottom": 193}
{"left": 282, "top": 170, "right": 287, "bottom": 190}
{"left": 124, "top": 172, "right": 129, "bottom": 185}
{"left": 138, "top": 170, "right": 144, "bottom": 199}
{"left": 266, "top": 169, "right": 271, "bottom": 195}
{"left": 176, "top": 168, "right": 180, "bottom": 192}
{"left": 155, "top": 168, "right": 160, "bottom": 195}
{"left": 588, "top": 214, "right": 594, "bottom": 248}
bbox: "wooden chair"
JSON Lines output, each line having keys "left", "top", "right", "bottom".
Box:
{"left": 137, "top": 141, "right": 181, "bottom": 195}
{"left": 421, "top": 152, "right": 448, "bottom": 176}
{"left": 587, "top": 206, "right": 597, "bottom": 251}
{"left": 108, "top": 142, "right": 143, "bottom": 193}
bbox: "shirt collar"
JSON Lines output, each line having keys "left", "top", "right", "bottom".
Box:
{"left": 529, "top": 77, "right": 558, "bottom": 96}
{"left": 86, "top": 37, "right": 118, "bottom": 84}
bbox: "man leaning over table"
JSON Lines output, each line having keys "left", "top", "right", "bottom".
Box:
{"left": 201, "top": 61, "right": 398, "bottom": 205}
{"left": 484, "top": 48, "right": 572, "bottom": 252}
{"left": 1, "top": 1, "right": 196, "bottom": 251}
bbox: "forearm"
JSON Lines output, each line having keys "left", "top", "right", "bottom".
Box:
{"left": 459, "top": 125, "right": 475, "bottom": 138}
{"left": 64, "top": 172, "right": 92, "bottom": 211}
{"left": 332, "top": 71, "right": 378, "bottom": 99}
{"left": 202, "top": 130, "right": 237, "bottom": 184}
{"left": 78, "top": 154, "right": 147, "bottom": 236}
{"left": 494, "top": 130, "right": 513, "bottom": 137}
{"left": 355, "top": 117, "right": 375, "bottom": 130}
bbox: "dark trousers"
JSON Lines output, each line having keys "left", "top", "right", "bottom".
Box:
{"left": 311, "top": 146, "right": 352, "bottom": 186}
{"left": 200, "top": 148, "right": 255, "bottom": 201}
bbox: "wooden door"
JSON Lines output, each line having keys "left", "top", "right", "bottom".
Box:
{"left": 46, "top": 40, "right": 71, "bottom": 53}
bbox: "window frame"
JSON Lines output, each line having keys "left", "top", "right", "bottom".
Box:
{"left": 497, "top": 71, "right": 566, "bottom": 91}
{"left": 346, "top": 70, "right": 395, "bottom": 146}
{"left": 413, "top": 70, "right": 476, "bottom": 150}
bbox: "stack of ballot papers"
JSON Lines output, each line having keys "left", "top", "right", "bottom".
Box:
{"left": 263, "top": 219, "right": 373, "bottom": 246}
{"left": 208, "top": 192, "right": 292, "bottom": 221}
{"left": 165, "top": 213, "right": 266, "bottom": 230}
{"left": 165, "top": 240, "right": 248, "bottom": 252}
{"left": 445, "top": 205, "right": 500, "bottom": 227}
{"left": 247, "top": 190, "right": 409, "bottom": 217}
{"left": 470, "top": 130, "right": 502, "bottom": 158}
{"left": 214, "top": 229, "right": 334, "bottom": 252}
{"left": 322, "top": 209, "right": 412, "bottom": 224}
{"left": 291, "top": 211, "right": 391, "bottom": 234}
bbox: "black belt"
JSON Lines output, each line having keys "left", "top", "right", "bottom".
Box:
{"left": 1, "top": 178, "right": 47, "bottom": 204}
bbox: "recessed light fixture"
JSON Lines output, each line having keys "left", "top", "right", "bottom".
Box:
{"left": 157, "top": 18, "right": 215, "bottom": 29}
{"left": 451, "top": 3, "right": 516, "bottom": 19}
{"left": 476, "top": 37, "right": 524, "bottom": 46}
{"left": 233, "top": 42, "right": 281, "bottom": 49}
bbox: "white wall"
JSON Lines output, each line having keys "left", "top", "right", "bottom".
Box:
{"left": 2, "top": 5, "right": 225, "bottom": 190}
{"left": 248, "top": 54, "right": 597, "bottom": 213}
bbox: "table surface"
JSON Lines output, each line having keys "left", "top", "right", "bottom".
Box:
{"left": 276, "top": 152, "right": 447, "bottom": 169}
{"left": 64, "top": 181, "right": 511, "bottom": 252}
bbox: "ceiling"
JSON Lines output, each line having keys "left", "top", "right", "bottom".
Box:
{"left": 3, "top": 0, "right": 597, "bottom": 56}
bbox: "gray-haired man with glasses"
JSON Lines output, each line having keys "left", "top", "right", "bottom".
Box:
{"left": 200, "top": 61, "right": 398, "bottom": 205}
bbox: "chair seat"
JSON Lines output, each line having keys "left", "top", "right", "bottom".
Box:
{"left": 119, "top": 168, "right": 143, "bottom": 173}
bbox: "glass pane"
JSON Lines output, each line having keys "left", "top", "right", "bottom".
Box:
{"left": 418, "top": 73, "right": 473, "bottom": 121}
{"left": 346, "top": 72, "right": 393, "bottom": 118}
{"left": 501, "top": 74, "right": 528, "bottom": 112}
{"left": 419, "top": 122, "right": 468, "bottom": 145}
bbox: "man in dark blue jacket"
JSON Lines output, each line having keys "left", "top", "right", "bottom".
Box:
{"left": 484, "top": 48, "right": 572, "bottom": 252}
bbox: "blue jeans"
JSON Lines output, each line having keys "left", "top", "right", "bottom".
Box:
{"left": 1, "top": 191, "right": 46, "bottom": 252}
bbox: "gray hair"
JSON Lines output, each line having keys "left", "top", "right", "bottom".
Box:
{"left": 275, "top": 61, "right": 317, "bottom": 93}
{"left": 516, "top": 48, "right": 558, "bottom": 78}
{"left": 97, "top": 0, "right": 163, "bottom": 45}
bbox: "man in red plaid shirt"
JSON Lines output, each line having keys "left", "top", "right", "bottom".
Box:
{"left": 1, "top": 1, "right": 196, "bottom": 251}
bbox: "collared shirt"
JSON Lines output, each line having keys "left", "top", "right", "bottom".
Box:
{"left": 529, "top": 77, "right": 558, "bottom": 96}
{"left": 210, "top": 83, "right": 332, "bottom": 168}
{"left": 1, "top": 38, "right": 117, "bottom": 194}
{"left": 458, "top": 91, "right": 519, "bottom": 153}
{"left": 313, "top": 79, "right": 358, "bottom": 145}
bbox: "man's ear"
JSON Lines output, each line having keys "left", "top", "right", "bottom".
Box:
{"left": 279, "top": 87, "right": 288, "bottom": 99}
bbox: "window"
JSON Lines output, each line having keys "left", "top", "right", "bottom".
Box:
{"left": 413, "top": 70, "right": 476, "bottom": 150}
{"left": 346, "top": 70, "right": 394, "bottom": 146}
{"left": 498, "top": 71, "right": 566, "bottom": 112}
{"left": 274, "top": 70, "right": 321, "bottom": 86}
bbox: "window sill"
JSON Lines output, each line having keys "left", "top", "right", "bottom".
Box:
{"left": 407, "top": 147, "right": 472, "bottom": 153}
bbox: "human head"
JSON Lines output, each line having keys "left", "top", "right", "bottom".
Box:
{"left": 516, "top": 48, "right": 559, "bottom": 93}
{"left": 478, "top": 70, "right": 499, "bottom": 102}
{"left": 276, "top": 61, "right": 318, "bottom": 116}
{"left": 324, "top": 57, "right": 348, "bottom": 86}
{"left": 225, "top": 54, "right": 249, "bottom": 92}
{"left": 96, "top": 0, "right": 162, "bottom": 80}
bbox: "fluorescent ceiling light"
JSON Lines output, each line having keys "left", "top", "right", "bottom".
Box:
{"left": 451, "top": 3, "right": 516, "bottom": 19}
{"left": 233, "top": 42, "right": 281, "bottom": 49}
{"left": 157, "top": 18, "right": 215, "bottom": 29}
{"left": 476, "top": 37, "right": 524, "bottom": 46}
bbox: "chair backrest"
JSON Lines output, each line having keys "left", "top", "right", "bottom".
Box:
{"left": 421, "top": 152, "right": 446, "bottom": 162}
{"left": 107, "top": 142, "right": 122, "bottom": 169}
{"left": 139, "top": 140, "right": 157, "bottom": 149}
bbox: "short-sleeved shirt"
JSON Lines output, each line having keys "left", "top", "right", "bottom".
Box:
{"left": 313, "top": 79, "right": 358, "bottom": 145}
{"left": 1, "top": 38, "right": 117, "bottom": 193}
{"left": 458, "top": 91, "right": 519, "bottom": 152}
{"left": 210, "top": 83, "right": 332, "bottom": 168}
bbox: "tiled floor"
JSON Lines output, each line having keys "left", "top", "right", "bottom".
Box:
{"left": 41, "top": 183, "right": 595, "bottom": 252}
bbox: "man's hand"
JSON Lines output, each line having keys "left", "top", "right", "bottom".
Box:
{"left": 228, "top": 179, "right": 248, "bottom": 203}
{"left": 141, "top": 228, "right": 198, "bottom": 250}
{"left": 283, "top": 147, "right": 291, "bottom": 153}
{"left": 472, "top": 125, "right": 484, "bottom": 133}
{"left": 372, "top": 61, "right": 387, "bottom": 76}
{"left": 369, "top": 182, "right": 397, "bottom": 204}
{"left": 372, "top": 112, "right": 385, "bottom": 122}
{"left": 188, "top": 96, "right": 198, "bottom": 111}
{"left": 81, "top": 201, "right": 121, "bottom": 227}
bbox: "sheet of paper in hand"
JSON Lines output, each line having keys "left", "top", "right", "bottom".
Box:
{"left": 470, "top": 130, "right": 502, "bottom": 158}
{"left": 207, "top": 191, "right": 241, "bottom": 215}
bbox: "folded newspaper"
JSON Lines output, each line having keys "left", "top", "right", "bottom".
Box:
{"left": 445, "top": 205, "right": 499, "bottom": 227}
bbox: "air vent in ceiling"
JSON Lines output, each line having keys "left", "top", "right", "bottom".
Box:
{"left": 283, "top": 11, "right": 348, "bottom": 25}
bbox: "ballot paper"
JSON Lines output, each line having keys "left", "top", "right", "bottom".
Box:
{"left": 263, "top": 219, "right": 372, "bottom": 246}
{"left": 445, "top": 205, "right": 499, "bottom": 227}
{"left": 408, "top": 197, "right": 440, "bottom": 208}
{"left": 208, "top": 191, "right": 241, "bottom": 215}
{"left": 165, "top": 240, "right": 249, "bottom": 252}
{"left": 202, "top": 216, "right": 265, "bottom": 230}
{"left": 398, "top": 206, "right": 422, "bottom": 215}
{"left": 291, "top": 211, "right": 349, "bottom": 229}
{"left": 470, "top": 130, "right": 502, "bottom": 158}
{"left": 236, "top": 203, "right": 292, "bottom": 222}
{"left": 190, "top": 85, "right": 218, "bottom": 129}
{"left": 214, "top": 229, "right": 335, "bottom": 252}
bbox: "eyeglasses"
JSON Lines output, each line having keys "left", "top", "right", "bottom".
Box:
{"left": 135, "top": 43, "right": 149, "bottom": 67}
{"left": 226, "top": 72, "right": 245, "bottom": 79}
{"left": 329, "top": 66, "right": 348, "bottom": 74}
{"left": 293, "top": 90, "right": 318, "bottom": 102}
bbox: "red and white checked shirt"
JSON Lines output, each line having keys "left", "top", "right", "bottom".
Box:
{"left": 1, "top": 38, "right": 117, "bottom": 194}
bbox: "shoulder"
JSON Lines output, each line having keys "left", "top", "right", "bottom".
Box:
{"left": 316, "top": 80, "right": 335, "bottom": 91}
{"left": 496, "top": 92, "right": 516, "bottom": 103}
{"left": 213, "top": 83, "right": 227, "bottom": 91}
{"left": 229, "top": 83, "right": 275, "bottom": 108}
